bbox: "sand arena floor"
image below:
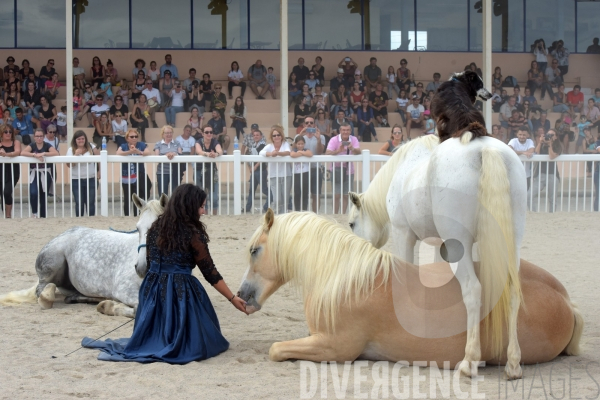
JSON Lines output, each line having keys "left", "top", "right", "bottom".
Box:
{"left": 0, "top": 213, "right": 598, "bottom": 399}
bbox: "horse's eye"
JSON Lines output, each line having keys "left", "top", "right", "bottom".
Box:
{"left": 349, "top": 223, "right": 355, "bottom": 230}
{"left": 250, "top": 247, "right": 258, "bottom": 256}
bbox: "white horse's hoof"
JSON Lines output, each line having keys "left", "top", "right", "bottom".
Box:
{"left": 504, "top": 362, "right": 523, "bottom": 380}
{"left": 38, "top": 283, "right": 56, "bottom": 309}
{"left": 455, "top": 359, "right": 478, "bottom": 378}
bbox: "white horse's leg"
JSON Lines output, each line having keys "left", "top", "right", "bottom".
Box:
{"left": 392, "top": 226, "right": 418, "bottom": 264}
{"left": 97, "top": 300, "right": 136, "bottom": 318}
{"left": 38, "top": 283, "right": 56, "bottom": 309}
{"left": 504, "top": 286, "right": 522, "bottom": 379}
{"left": 453, "top": 252, "right": 482, "bottom": 378}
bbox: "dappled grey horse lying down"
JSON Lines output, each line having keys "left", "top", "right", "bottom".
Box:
{"left": 0, "top": 194, "right": 167, "bottom": 318}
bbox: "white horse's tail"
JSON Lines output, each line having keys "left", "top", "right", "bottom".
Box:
{"left": 563, "top": 301, "right": 584, "bottom": 356}
{"left": 0, "top": 283, "right": 38, "bottom": 305}
{"left": 477, "top": 146, "right": 522, "bottom": 359}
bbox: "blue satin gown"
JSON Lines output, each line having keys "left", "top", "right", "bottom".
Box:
{"left": 82, "top": 229, "right": 229, "bottom": 364}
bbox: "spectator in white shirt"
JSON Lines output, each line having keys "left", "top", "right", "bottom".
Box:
{"left": 90, "top": 95, "right": 110, "bottom": 127}
{"left": 508, "top": 126, "right": 535, "bottom": 189}
{"left": 228, "top": 61, "right": 246, "bottom": 100}
{"left": 72, "top": 57, "right": 86, "bottom": 90}
{"left": 111, "top": 112, "right": 128, "bottom": 147}
{"left": 405, "top": 95, "right": 425, "bottom": 139}
{"left": 141, "top": 79, "right": 160, "bottom": 128}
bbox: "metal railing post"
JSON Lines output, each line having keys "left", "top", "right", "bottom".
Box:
{"left": 233, "top": 150, "right": 241, "bottom": 215}
{"left": 362, "top": 149, "right": 371, "bottom": 192}
{"left": 100, "top": 150, "right": 108, "bottom": 216}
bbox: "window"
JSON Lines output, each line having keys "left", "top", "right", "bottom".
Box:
{"left": 416, "top": 0, "right": 468, "bottom": 51}
{"left": 526, "top": 0, "right": 574, "bottom": 53}
{"left": 250, "top": 0, "right": 279, "bottom": 49}
{"left": 287, "top": 0, "right": 303, "bottom": 49}
{"left": 74, "top": 0, "right": 129, "bottom": 48}
{"left": 17, "top": 0, "right": 65, "bottom": 48}
{"left": 0, "top": 2, "right": 14, "bottom": 48}
{"left": 576, "top": 0, "right": 600, "bottom": 53}
{"left": 470, "top": 0, "right": 524, "bottom": 52}
{"left": 370, "top": 0, "right": 415, "bottom": 51}
{"left": 193, "top": 0, "right": 248, "bottom": 49}
{"left": 304, "top": 0, "right": 361, "bottom": 50}
{"left": 132, "top": 0, "right": 191, "bottom": 48}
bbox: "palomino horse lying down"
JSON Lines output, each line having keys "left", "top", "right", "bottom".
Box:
{"left": 238, "top": 211, "right": 583, "bottom": 371}
{"left": 0, "top": 194, "right": 167, "bottom": 318}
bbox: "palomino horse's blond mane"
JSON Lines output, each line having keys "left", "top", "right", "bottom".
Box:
{"left": 357, "top": 134, "right": 439, "bottom": 231}
{"left": 248, "top": 212, "right": 397, "bottom": 331}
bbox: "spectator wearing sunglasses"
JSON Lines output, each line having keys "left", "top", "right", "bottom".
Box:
{"left": 117, "top": 129, "right": 152, "bottom": 216}
{"left": 110, "top": 96, "right": 129, "bottom": 122}
{"left": 39, "top": 59, "right": 56, "bottom": 86}
{"left": 4, "top": 56, "right": 20, "bottom": 77}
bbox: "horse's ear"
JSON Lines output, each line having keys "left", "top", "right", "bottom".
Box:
{"left": 349, "top": 192, "right": 361, "bottom": 209}
{"left": 132, "top": 194, "right": 146, "bottom": 210}
{"left": 264, "top": 208, "right": 275, "bottom": 231}
{"left": 159, "top": 193, "right": 169, "bottom": 208}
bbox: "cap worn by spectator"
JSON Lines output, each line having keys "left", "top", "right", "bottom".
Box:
{"left": 337, "top": 68, "right": 344, "bottom": 74}
{"left": 412, "top": 94, "right": 419, "bottom": 99}
{"left": 251, "top": 123, "right": 259, "bottom": 131}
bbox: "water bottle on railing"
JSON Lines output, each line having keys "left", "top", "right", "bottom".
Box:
{"left": 233, "top": 136, "right": 239, "bottom": 151}
{"left": 101, "top": 136, "right": 107, "bottom": 151}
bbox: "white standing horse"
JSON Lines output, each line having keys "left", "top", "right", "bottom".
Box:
{"left": 348, "top": 79, "right": 527, "bottom": 379}
{"left": 0, "top": 194, "right": 167, "bottom": 318}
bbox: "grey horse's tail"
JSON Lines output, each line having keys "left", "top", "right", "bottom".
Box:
{"left": 0, "top": 283, "right": 38, "bottom": 305}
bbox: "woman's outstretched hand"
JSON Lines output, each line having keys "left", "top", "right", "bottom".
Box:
{"left": 231, "top": 296, "right": 248, "bottom": 314}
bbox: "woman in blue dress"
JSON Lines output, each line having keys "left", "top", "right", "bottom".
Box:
{"left": 82, "top": 184, "right": 247, "bottom": 363}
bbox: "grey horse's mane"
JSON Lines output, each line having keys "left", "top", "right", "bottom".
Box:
{"left": 141, "top": 198, "right": 166, "bottom": 217}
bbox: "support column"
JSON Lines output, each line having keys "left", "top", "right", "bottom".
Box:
{"left": 280, "top": 0, "right": 289, "bottom": 137}
{"left": 66, "top": 0, "right": 74, "bottom": 143}
{"left": 482, "top": 0, "right": 492, "bottom": 132}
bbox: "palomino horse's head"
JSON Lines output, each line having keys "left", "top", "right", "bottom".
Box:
{"left": 237, "top": 209, "right": 286, "bottom": 314}
{"left": 132, "top": 193, "right": 168, "bottom": 278}
{"left": 347, "top": 192, "right": 390, "bottom": 249}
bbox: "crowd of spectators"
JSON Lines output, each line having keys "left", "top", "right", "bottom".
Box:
{"left": 2, "top": 44, "right": 600, "bottom": 217}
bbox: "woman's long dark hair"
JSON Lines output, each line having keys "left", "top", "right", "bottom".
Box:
{"left": 233, "top": 96, "right": 245, "bottom": 115}
{"left": 151, "top": 184, "right": 208, "bottom": 252}
{"left": 431, "top": 81, "right": 488, "bottom": 143}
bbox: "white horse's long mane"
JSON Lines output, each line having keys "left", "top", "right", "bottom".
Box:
{"left": 249, "top": 212, "right": 398, "bottom": 331}
{"left": 360, "top": 134, "right": 440, "bottom": 227}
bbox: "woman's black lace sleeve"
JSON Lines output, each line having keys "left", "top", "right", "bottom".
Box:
{"left": 191, "top": 232, "right": 223, "bottom": 285}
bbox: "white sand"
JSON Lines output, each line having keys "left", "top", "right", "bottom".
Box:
{"left": 0, "top": 213, "right": 599, "bottom": 399}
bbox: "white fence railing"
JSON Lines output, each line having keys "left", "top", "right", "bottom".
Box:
{"left": 1, "top": 151, "right": 599, "bottom": 219}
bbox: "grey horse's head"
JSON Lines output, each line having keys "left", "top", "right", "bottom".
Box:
{"left": 132, "top": 194, "right": 168, "bottom": 278}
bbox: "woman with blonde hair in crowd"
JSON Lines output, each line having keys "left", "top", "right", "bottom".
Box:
{"left": 154, "top": 125, "right": 182, "bottom": 196}
{"left": 117, "top": 129, "right": 151, "bottom": 216}
{"left": 259, "top": 124, "right": 291, "bottom": 214}
{"left": 66, "top": 130, "right": 99, "bottom": 217}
